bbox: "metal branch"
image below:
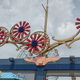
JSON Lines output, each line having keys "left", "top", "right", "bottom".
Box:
{"left": 41, "top": 30, "right": 80, "bottom": 55}
{"left": 72, "top": 30, "right": 80, "bottom": 39}
{"left": 52, "top": 30, "right": 80, "bottom": 42}
{"left": 6, "top": 41, "right": 20, "bottom": 51}
{"left": 42, "top": 0, "right": 49, "bottom": 33}
{"left": 10, "top": 29, "right": 80, "bottom": 54}
{"left": 42, "top": 4, "right": 46, "bottom": 11}
{"left": 68, "top": 37, "right": 80, "bottom": 47}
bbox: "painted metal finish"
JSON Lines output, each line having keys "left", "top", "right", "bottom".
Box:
{"left": 0, "top": 57, "right": 80, "bottom": 80}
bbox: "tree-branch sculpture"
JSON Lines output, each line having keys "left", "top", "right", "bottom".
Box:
{"left": 0, "top": 0, "right": 80, "bottom": 67}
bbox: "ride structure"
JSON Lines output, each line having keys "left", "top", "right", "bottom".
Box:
{"left": 0, "top": 0, "right": 80, "bottom": 80}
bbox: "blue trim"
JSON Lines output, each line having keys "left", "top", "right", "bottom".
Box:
{"left": 0, "top": 57, "right": 80, "bottom": 80}
{"left": 35, "top": 67, "right": 46, "bottom": 80}
{"left": 0, "top": 57, "right": 80, "bottom": 70}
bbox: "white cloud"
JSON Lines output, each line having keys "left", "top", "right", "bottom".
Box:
{"left": 57, "top": 22, "right": 78, "bottom": 39}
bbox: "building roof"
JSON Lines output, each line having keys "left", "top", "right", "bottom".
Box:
{"left": 0, "top": 57, "right": 80, "bottom": 70}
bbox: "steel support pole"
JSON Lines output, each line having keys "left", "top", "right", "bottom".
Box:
{"left": 35, "top": 67, "right": 46, "bottom": 80}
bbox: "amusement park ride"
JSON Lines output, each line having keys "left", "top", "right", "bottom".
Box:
{"left": 0, "top": 0, "right": 80, "bottom": 80}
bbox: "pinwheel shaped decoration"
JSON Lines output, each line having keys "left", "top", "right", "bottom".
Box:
{"left": 0, "top": 27, "right": 9, "bottom": 47}
{"left": 10, "top": 21, "right": 30, "bottom": 43}
{"left": 75, "top": 18, "right": 80, "bottom": 29}
{"left": 0, "top": 20, "right": 50, "bottom": 57}
{"left": 25, "top": 31, "right": 50, "bottom": 55}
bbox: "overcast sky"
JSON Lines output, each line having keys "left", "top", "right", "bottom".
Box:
{"left": 0, "top": 0, "right": 80, "bottom": 58}
{"left": 0, "top": 0, "right": 80, "bottom": 80}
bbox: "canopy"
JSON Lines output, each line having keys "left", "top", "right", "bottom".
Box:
{"left": 0, "top": 72, "right": 24, "bottom": 80}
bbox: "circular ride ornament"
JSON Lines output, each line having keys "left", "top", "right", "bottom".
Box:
{"left": 75, "top": 18, "right": 80, "bottom": 29}
{"left": 10, "top": 21, "right": 31, "bottom": 43}
{"left": 0, "top": 27, "right": 9, "bottom": 47}
{"left": 25, "top": 31, "right": 50, "bottom": 55}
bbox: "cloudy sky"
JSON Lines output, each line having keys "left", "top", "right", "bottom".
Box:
{"left": 0, "top": 0, "right": 80, "bottom": 58}
{"left": 0, "top": 0, "right": 80, "bottom": 80}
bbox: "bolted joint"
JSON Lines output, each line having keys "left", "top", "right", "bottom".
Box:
{"left": 69, "top": 56, "right": 75, "bottom": 62}
{"left": 9, "top": 57, "right": 15, "bottom": 63}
